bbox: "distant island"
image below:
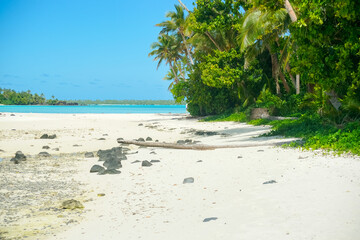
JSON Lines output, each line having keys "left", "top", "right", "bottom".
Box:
{"left": 0, "top": 88, "right": 183, "bottom": 106}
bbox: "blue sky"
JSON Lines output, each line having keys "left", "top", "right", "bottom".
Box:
{"left": 0, "top": 0, "right": 194, "bottom": 100}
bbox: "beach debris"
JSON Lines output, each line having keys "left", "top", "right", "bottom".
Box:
{"left": 38, "top": 152, "right": 51, "bottom": 158}
{"left": 150, "top": 160, "right": 160, "bottom": 163}
{"left": 10, "top": 151, "right": 27, "bottom": 164}
{"left": 194, "top": 130, "right": 218, "bottom": 136}
{"left": 98, "top": 169, "right": 121, "bottom": 175}
{"left": 98, "top": 138, "right": 106, "bottom": 140}
{"left": 61, "top": 199, "right": 84, "bottom": 210}
{"left": 183, "top": 177, "right": 194, "bottom": 184}
{"left": 40, "top": 134, "right": 56, "bottom": 139}
{"left": 97, "top": 193, "right": 105, "bottom": 197}
{"left": 203, "top": 217, "right": 218, "bottom": 222}
{"left": 85, "top": 152, "right": 95, "bottom": 158}
{"left": 131, "top": 160, "right": 141, "bottom": 164}
{"left": 42, "top": 146, "right": 50, "bottom": 149}
{"left": 146, "top": 137, "right": 153, "bottom": 141}
{"left": 90, "top": 165, "right": 105, "bottom": 173}
{"left": 137, "top": 137, "right": 145, "bottom": 142}
{"left": 263, "top": 180, "right": 277, "bottom": 185}
{"left": 141, "top": 160, "right": 152, "bottom": 167}
{"left": 98, "top": 147, "right": 127, "bottom": 161}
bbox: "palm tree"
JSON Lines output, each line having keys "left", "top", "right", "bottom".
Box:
{"left": 238, "top": 7, "right": 292, "bottom": 95}
{"left": 156, "top": 5, "right": 194, "bottom": 66}
{"left": 149, "top": 34, "right": 182, "bottom": 83}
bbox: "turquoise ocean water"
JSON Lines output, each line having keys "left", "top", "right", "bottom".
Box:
{"left": 0, "top": 105, "right": 187, "bottom": 114}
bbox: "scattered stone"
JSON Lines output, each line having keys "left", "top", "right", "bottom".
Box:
{"left": 237, "top": 156, "right": 243, "bottom": 159}
{"left": 137, "top": 138, "right": 145, "bottom": 142}
{"left": 141, "top": 160, "right": 152, "bottom": 167}
{"left": 40, "top": 134, "right": 57, "bottom": 139}
{"left": 73, "top": 144, "right": 81, "bottom": 147}
{"left": 185, "top": 139, "right": 193, "bottom": 144}
{"left": 97, "top": 169, "right": 121, "bottom": 175}
{"left": 203, "top": 217, "right": 218, "bottom": 222}
{"left": 197, "top": 160, "right": 203, "bottom": 163}
{"left": 53, "top": 148, "right": 60, "bottom": 151}
{"left": 11, "top": 129, "right": 16, "bottom": 131}
{"left": 85, "top": 152, "right": 95, "bottom": 158}
{"left": 257, "top": 150, "right": 264, "bottom": 152}
{"left": 250, "top": 108, "right": 269, "bottom": 120}
{"left": 298, "top": 156, "right": 309, "bottom": 159}
{"left": 10, "top": 114, "right": 15, "bottom": 116}
{"left": 155, "top": 140, "right": 159, "bottom": 142}
{"left": 150, "top": 160, "right": 160, "bottom": 163}
{"left": 98, "top": 147, "right": 127, "bottom": 161}
{"left": 10, "top": 151, "right": 27, "bottom": 164}
{"left": 118, "top": 137, "right": 124, "bottom": 141}
{"left": 194, "top": 130, "right": 218, "bottom": 136}
{"left": 150, "top": 151, "right": 156, "bottom": 155}
{"left": 42, "top": 146, "right": 50, "bottom": 149}
{"left": 61, "top": 199, "right": 84, "bottom": 210}
{"left": 103, "top": 158, "right": 122, "bottom": 170}
{"left": 38, "top": 152, "right": 51, "bottom": 158}
{"left": 183, "top": 177, "right": 194, "bottom": 184}
{"left": 98, "top": 138, "right": 106, "bottom": 140}
{"left": 90, "top": 165, "right": 105, "bottom": 173}
{"left": 138, "top": 123, "right": 143, "bottom": 126}
{"left": 0, "top": 149, "right": 4, "bottom": 152}
{"left": 193, "top": 141, "right": 201, "bottom": 144}
{"left": 177, "top": 140, "right": 185, "bottom": 145}
{"left": 131, "top": 160, "right": 141, "bottom": 164}
{"left": 146, "top": 137, "right": 153, "bottom": 141}
{"left": 103, "top": 134, "right": 108, "bottom": 136}
{"left": 263, "top": 180, "right": 277, "bottom": 185}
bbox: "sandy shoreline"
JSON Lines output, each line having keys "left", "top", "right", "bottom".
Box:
{"left": 0, "top": 113, "right": 359, "bottom": 240}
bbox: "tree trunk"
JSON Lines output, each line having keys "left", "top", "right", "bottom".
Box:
{"left": 296, "top": 74, "right": 300, "bottom": 94}
{"left": 205, "top": 31, "right": 223, "bottom": 51}
{"left": 279, "top": 71, "right": 291, "bottom": 93}
{"left": 286, "top": 64, "right": 296, "bottom": 86}
{"left": 284, "top": 0, "right": 297, "bottom": 22}
{"left": 180, "top": 32, "right": 194, "bottom": 65}
{"left": 178, "top": 0, "right": 190, "bottom": 13}
{"left": 168, "top": 61, "right": 179, "bottom": 83}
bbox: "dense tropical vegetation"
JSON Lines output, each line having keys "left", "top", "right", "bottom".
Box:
{"left": 0, "top": 88, "right": 77, "bottom": 105}
{"left": 150, "top": 0, "right": 360, "bottom": 154}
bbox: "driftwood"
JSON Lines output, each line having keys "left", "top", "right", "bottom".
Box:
{"left": 117, "top": 139, "right": 294, "bottom": 151}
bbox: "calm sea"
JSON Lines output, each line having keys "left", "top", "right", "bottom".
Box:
{"left": 0, "top": 105, "right": 187, "bottom": 114}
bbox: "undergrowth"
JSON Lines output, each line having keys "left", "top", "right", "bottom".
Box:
{"left": 203, "top": 113, "right": 360, "bottom": 156}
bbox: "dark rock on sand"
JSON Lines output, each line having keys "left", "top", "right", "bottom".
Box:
{"left": 194, "top": 130, "right": 218, "bottom": 136}
{"left": 131, "top": 160, "right": 141, "bottom": 164}
{"left": 150, "top": 151, "right": 156, "bottom": 155}
{"left": 10, "top": 151, "right": 27, "bottom": 164}
{"left": 85, "top": 152, "right": 95, "bottom": 158}
{"left": 98, "top": 169, "right": 121, "bottom": 175}
{"left": 146, "top": 137, "right": 153, "bottom": 141}
{"left": 53, "top": 148, "right": 60, "bottom": 151}
{"left": 150, "top": 160, "right": 160, "bottom": 163}
{"left": 177, "top": 140, "right": 185, "bottom": 145}
{"left": 197, "top": 160, "right": 203, "bottom": 163}
{"left": 61, "top": 199, "right": 84, "bottom": 210}
{"left": 263, "top": 180, "right": 277, "bottom": 185}
{"left": 42, "top": 146, "right": 50, "bottom": 149}
{"left": 73, "top": 144, "right": 81, "bottom": 147}
{"left": 98, "top": 138, "right": 106, "bottom": 140}
{"left": 38, "top": 152, "right": 51, "bottom": 158}
{"left": 40, "top": 134, "right": 57, "bottom": 139}
{"left": 141, "top": 160, "right": 152, "bottom": 167}
{"left": 257, "top": 150, "right": 264, "bottom": 152}
{"left": 90, "top": 165, "right": 105, "bottom": 173}
{"left": 185, "top": 139, "right": 193, "bottom": 144}
{"left": 155, "top": 140, "right": 159, "bottom": 142}
{"left": 10, "top": 114, "right": 15, "bottom": 116}
{"left": 183, "top": 177, "right": 194, "bottom": 184}
{"left": 103, "top": 158, "right": 122, "bottom": 170}
{"left": 237, "top": 156, "right": 243, "bottom": 159}
{"left": 0, "top": 149, "right": 4, "bottom": 152}
{"left": 138, "top": 123, "right": 143, "bottom": 126}
{"left": 137, "top": 138, "right": 145, "bottom": 142}
{"left": 98, "top": 147, "right": 127, "bottom": 161}
{"left": 203, "top": 217, "right": 218, "bottom": 222}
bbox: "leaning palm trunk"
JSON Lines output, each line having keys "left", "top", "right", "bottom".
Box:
{"left": 178, "top": 0, "right": 190, "bottom": 13}
{"left": 180, "top": 33, "right": 194, "bottom": 65}
{"left": 205, "top": 31, "right": 223, "bottom": 51}
{"left": 169, "top": 61, "right": 179, "bottom": 83}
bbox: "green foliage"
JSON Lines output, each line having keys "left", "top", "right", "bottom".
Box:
{"left": 202, "top": 111, "right": 248, "bottom": 122}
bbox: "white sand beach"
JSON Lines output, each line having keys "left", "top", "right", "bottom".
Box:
{"left": 0, "top": 113, "right": 360, "bottom": 240}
